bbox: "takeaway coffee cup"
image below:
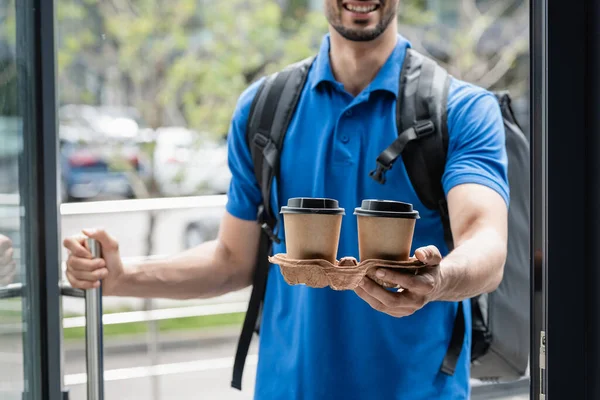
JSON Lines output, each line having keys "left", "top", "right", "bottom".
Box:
{"left": 354, "top": 200, "right": 420, "bottom": 261}
{"left": 280, "top": 198, "right": 345, "bottom": 263}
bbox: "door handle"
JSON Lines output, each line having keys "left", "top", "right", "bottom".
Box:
{"left": 59, "top": 239, "right": 105, "bottom": 400}
{"left": 84, "top": 238, "right": 104, "bottom": 400}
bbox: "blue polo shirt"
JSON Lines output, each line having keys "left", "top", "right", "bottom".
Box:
{"left": 226, "top": 34, "right": 509, "bottom": 400}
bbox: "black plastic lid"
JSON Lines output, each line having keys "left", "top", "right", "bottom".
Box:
{"left": 280, "top": 197, "right": 346, "bottom": 215}
{"left": 354, "top": 199, "right": 420, "bottom": 219}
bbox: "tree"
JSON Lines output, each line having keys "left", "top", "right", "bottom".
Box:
{"left": 55, "top": 0, "right": 430, "bottom": 137}
{"left": 56, "top": 0, "right": 325, "bottom": 137}
{"left": 1, "top": 0, "right": 19, "bottom": 117}
{"left": 401, "top": 0, "right": 529, "bottom": 96}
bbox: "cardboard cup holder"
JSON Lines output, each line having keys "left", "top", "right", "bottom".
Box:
{"left": 269, "top": 253, "right": 426, "bottom": 291}
{"left": 275, "top": 198, "right": 425, "bottom": 290}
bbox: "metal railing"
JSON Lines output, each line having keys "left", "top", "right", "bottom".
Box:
{"left": 59, "top": 194, "right": 227, "bottom": 215}
{"left": 62, "top": 302, "right": 249, "bottom": 329}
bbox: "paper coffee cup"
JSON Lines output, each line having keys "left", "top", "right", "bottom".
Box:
{"left": 354, "top": 199, "right": 420, "bottom": 261}
{"left": 281, "top": 198, "right": 345, "bottom": 263}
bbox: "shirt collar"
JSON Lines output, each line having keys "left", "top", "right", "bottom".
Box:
{"left": 308, "top": 33, "right": 412, "bottom": 98}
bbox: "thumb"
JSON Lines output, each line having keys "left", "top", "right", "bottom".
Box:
{"left": 414, "top": 245, "right": 442, "bottom": 266}
{"left": 82, "top": 228, "right": 119, "bottom": 253}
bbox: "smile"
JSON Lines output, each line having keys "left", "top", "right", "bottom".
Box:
{"left": 343, "top": 2, "right": 380, "bottom": 13}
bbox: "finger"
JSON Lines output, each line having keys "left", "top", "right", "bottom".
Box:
{"left": 354, "top": 285, "right": 388, "bottom": 312}
{"left": 354, "top": 285, "right": 415, "bottom": 318}
{"left": 69, "top": 267, "right": 108, "bottom": 282}
{"left": 374, "top": 267, "right": 437, "bottom": 295}
{"left": 68, "top": 256, "right": 106, "bottom": 272}
{"left": 414, "top": 245, "right": 442, "bottom": 265}
{"left": 358, "top": 277, "right": 415, "bottom": 309}
{"left": 63, "top": 236, "right": 92, "bottom": 259}
{"left": 83, "top": 228, "right": 119, "bottom": 252}
{"left": 66, "top": 270, "right": 101, "bottom": 290}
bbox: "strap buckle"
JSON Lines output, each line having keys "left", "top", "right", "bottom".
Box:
{"left": 369, "top": 160, "right": 392, "bottom": 184}
{"left": 414, "top": 120, "right": 435, "bottom": 137}
{"left": 369, "top": 120, "right": 435, "bottom": 185}
{"left": 253, "top": 132, "right": 270, "bottom": 148}
{"left": 261, "top": 222, "right": 281, "bottom": 244}
{"left": 257, "top": 205, "right": 281, "bottom": 244}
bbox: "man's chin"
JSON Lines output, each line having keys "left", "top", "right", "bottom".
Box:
{"left": 333, "top": 26, "right": 384, "bottom": 42}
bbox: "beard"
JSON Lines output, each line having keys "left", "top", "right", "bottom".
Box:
{"left": 326, "top": 0, "right": 398, "bottom": 42}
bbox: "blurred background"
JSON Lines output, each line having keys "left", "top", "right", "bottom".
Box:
{"left": 0, "top": 0, "right": 530, "bottom": 399}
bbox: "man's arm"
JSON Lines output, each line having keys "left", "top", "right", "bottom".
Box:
{"left": 353, "top": 183, "right": 507, "bottom": 316}
{"left": 433, "top": 182, "right": 508, "bottom": 301}
{"left": 64, "top": 212, "right": 261, "bottom": 300}
{"left": 65, "top": 79, "right": 267, "bottom": 300}
{"left": 114, "top": 212, "right": 261, "bottom": 299}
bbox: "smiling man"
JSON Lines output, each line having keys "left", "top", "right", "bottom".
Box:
{"left": 63, "top": 1, "right": 509, "bottom": 399}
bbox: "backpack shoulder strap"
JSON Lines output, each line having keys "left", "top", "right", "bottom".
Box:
{"left": 398, "top": 50, "right": 466, "bottom": 377}
{"left": 399, "top": 48, "right": 453, "bottom": 250}
{"left": 400, "top": 50, "right": 468, "bottom": 377}
{"left": 231, "top": 56, "right": 314, "bottom": 391}
{"left": 370, "top": 48, "right": 453, "bottom": 249}
{"left": 370, "top": 48, "right": 466, "bottom": 376}
{"left": 246, "top": 56, "right": 315, "bottom": 230}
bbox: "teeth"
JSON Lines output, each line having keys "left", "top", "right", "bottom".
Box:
{"left": 346, "top": 4, "right": 377, "bottom": 13}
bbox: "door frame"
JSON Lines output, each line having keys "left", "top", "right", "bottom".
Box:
{"left": 531, "top": 0, "right": 600, "bottom": 399}
{"left": 16, "top": 0, "right": 62, "bottom": 398}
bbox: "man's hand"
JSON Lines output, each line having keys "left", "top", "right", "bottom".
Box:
{"left": 354, "top": 246, "right": 443, "bottom": 318}
{"left": 0, "top": 234, "right": 16, "bottom": 286}
{"left": 63, "top": 228, "right": 125, "bottom": 294}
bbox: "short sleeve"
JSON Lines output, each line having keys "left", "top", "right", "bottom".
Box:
{"left": 442, "top": 80, "right": 510, "bottom": 207}
{"left": 225, "top": 78, "right": 265, "bottom": 221}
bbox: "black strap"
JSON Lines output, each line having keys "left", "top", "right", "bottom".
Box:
{"left": 369, "top": 120, "right": 435, "bottom": 184}
{"left": 372, "top": 48, "right": 465, "bottom": 376}
{"left": 438, "top": 199, "right": 454, "bottom": 257}
{"left": 247, "top": 57, "right": 315, "bottom": 224}
{"left": 231, "top": 229, "right": 272, "bottom": 390}
{"left": 396, "top": 49, "right": 450, "bottom": 212}
{"left": 440, "top": 301, "right": 466, "bottom": 375}
{"left": 232, "top": 56, "right": 314, "bottom": 390}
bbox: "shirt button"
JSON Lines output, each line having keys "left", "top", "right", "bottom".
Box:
{"left": 340, "top": 134, "right": 349, "bottom": 143}
{"left": 345, "top": 110, "right": 353, "bottom": 117}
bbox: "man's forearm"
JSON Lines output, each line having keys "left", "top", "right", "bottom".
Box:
{"left": 435, "top": 227, "right": 507, "bottom": 302}
{"left": 111, "top": 239, "right": 254, "bottom": 300}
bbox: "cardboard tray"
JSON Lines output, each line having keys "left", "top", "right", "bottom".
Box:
{"left": 269, "top": 253, "right": 426, "bottom": 291}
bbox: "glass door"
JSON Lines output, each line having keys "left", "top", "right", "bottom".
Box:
{"left": 0, "top": 0, "right": 63, "bottom": 399}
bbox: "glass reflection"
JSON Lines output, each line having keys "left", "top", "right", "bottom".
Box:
{"left": 0, "top": 1, "right": 27, "bottom": 398}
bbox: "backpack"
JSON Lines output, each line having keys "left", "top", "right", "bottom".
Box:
{"left": 231, "top": 48, "right": 530, "bottom": 390}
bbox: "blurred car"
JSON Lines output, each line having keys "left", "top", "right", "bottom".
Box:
{"left": 59, "top": 133, "right": 149, "bottom": 202}
{"left": 58, "top": 104, "right": 153, "bottom": 202}
{"left": 153, "top": 127, "right": 231, "bottom": 197}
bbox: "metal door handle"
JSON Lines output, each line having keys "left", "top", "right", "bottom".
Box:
{"left": 85, "top": 238, "right": 104, "bottom": 400}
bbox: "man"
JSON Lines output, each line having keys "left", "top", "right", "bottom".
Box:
{"left": 63, "top": 0, "right": 509, "bottom": 398}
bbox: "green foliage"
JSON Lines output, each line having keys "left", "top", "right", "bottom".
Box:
{"left": 398, "top": 0, "right": 434, "bottom": 25}
{"left": 56, "top": 0, "right": 328, "bottom": 138}
{"left": 54, "top": 0, "right": 518, "bottom": 139}
{"left": 62, "top": 312, "right": 246, "bottom": 340}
